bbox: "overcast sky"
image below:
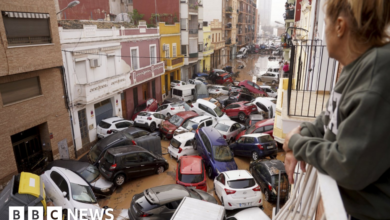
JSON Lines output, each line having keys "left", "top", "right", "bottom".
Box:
{"left": 270, "top": 0, "right": 286, "bottom": 26}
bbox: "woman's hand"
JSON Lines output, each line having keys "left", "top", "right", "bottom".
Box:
{"left": 285, "top": 152, "right": 307, "bottom": 184}
{"left": 283, "top": 126, "right": 301, "bottom": 152}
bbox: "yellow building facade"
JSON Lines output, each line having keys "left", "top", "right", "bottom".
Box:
{"left": 159, "top": 22, "right": 184, "bottom": 97}
{"left": 200, "top": 24, "right": 214, "bottom": 72}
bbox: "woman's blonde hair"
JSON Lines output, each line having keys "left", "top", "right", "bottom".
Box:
{"left": 326, "top": 0, "right": 390, "bottom": 50}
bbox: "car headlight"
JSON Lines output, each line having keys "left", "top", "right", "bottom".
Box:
{"left": 101, "top": 188, "right": 110, "bottom": 193}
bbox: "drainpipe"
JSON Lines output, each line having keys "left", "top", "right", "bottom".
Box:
{"left": 58, "top": 65, "right": 78, "bottom": 159}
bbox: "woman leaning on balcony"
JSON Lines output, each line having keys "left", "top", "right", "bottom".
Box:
{"left": 283, "top": 0, "right": 390, "bottom": 220}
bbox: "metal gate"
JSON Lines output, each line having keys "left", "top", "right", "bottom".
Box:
{"left": 78, "top": 109, "right": 90, "bottom": 147}
{"left": 94, "top": 99, "right": 113, "bottom": 125}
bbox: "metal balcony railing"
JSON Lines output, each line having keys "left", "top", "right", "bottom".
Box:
{"left": 189, "top": 53, "right": 198, "bottom": 58}
{"left": 287, "top": 40, "right": 338, "bottom": 118}
{"left": 7, "top": 36, "right": 52, "bottom": 46}
{"left": 189, "top": 29, "right": 198, "bottom": 34}
{"left": 285, "top": 9, "right": 295, "bottom": 20}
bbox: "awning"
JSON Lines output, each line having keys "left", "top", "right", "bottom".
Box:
{"left": 2, "top": 11, "right": 50, "bottom": 19}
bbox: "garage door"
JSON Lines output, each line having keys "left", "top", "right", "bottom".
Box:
{"left": 94, "top": 99, "right": 113, "bottom": 125}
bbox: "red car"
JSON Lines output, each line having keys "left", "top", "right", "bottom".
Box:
{"left": 215, "top": 73, "right": 233, "bottom": 85}
{"left": 176, "top": 156, "right": 207, "bottom": 192}
{"left": 222, "top": 101, "right": 258, "bottom": 122}
{"left": 235, "top": 118, "right": 274, "bottom": 140}
{"left": 131, "top": 98, "right": 158, "bottom": 120}
{"left": 160, "top": 111, "right": 198, "bottom": 139}
{"left": 238, "top": 80, "right": 268, "bottom": 96}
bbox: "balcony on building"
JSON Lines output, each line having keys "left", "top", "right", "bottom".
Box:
{"left": 284, "top": 8, "right": 295, "bottom": 20}
{"left": 189, "top": 0, "right": 201, "bottom": 14}
{"left": 162, "top": 55, "right": 184, "bottom": 71}
{"left": 189, "top": 15, "right": 199, "bottom": 37}
{"left": 203, "top": 44, "right": 214, "bottom": 56}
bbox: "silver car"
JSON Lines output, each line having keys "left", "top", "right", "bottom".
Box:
{"left": 258, "top": 67, "right": 280, "bottom": 85}
{"left": 128, "top": 184, "right": 217, "bottom": 220}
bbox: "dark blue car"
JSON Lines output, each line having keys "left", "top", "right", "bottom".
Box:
{"left": 229, "top": 133, "right": 278, "bottom": 161}
{"left": 192, "top": 72, "right": 209, "bottom": 79}
{"left": 194, "top": 127, "right": 237, "bottom": 178}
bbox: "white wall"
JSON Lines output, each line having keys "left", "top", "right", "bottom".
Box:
{"left": 203, "top": 0, "right": 222, "bottom": 22}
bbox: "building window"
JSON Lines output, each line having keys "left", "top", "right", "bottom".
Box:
{"left": 2, "top": 12, "right": 51, "bottom": 46}
{"left": 172, "top": 43, "right": 177, "bottom": 57}
{"left": 149, "top": 45, "right": 156, "bottom": 65}
{"left": 107, "top": 55, "right": 116, "bottom": 77}
{"left": 0, "top": 77, "right": 42, "bottom": 105}
{"left": 130, "top": 48, "right": 139, "bottom": 70}
{"left": 180, "top": 18, "right": 187, "bottom": 30}
{"left": 198, "top": 44, "right": 203, "bottom": 52}
{"left": 165, "top": 44, "right": 170, "bottom": 58}
{"left": 181, "top": 45, "right": 187, "bottom": 56}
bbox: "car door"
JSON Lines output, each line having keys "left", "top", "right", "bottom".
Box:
{"left": 138, "top": 152, "right": 157, "bottom": 176}
{"left": 234, "top": 137, "right": 246, "bottom": 156}
{"left": 255, "top": 164, "right": 267, "bottom": 190}
{"left": 200, "top": 132, "right": 212, "bottom": 166}
{"left": 49, "top": 171, "right": 70, "bottom": 207}
{"left": 243, "top": 137, "right": 256, "bottom": 157}
{"left": 214, "top": 174, "right": 226, "bottom": 198}
{"left": 229, "top": 123, "right": 241, "bottom": 139}
{"left": 156, "top": 104, "right": 168, "bottom": 115}
{"left": 115, "top": 121, "right": 132, "bottom": 132}
{"left": 123, "top": 153, "right": 141, "bottom": 178}
{"left": 231, "top": 104, "right": 241, "bottom": 117}
{"left": 153, "top": 113, "right": 165, "bottom": 126}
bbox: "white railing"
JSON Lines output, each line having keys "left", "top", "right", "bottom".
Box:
{"left": 273, "top": 165, "right": 347, "bottom": 220}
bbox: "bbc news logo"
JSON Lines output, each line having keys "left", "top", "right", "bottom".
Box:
{"left": 9, "top": 207, "right": 114, "bottom": 220}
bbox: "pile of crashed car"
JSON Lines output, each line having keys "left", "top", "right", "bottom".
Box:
{"left": 0, "top": 68, "right": 288, "bottom": 220}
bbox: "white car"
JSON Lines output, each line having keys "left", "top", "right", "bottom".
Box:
{"left": 191, "top": 99, "right": 230, "bottom": 121}
{"left": 208, "top": 85, "right": 230, "bottom": 96}
{"left": 96, "top": 117, "right": 133, "bottom": 139}
{"left": 252, "top": 97, "right": 276, "bottom": 119}
{"left": 237, "top": 47, "right": 247, "bottom": 58}
{"left": 156, "top": 102, "right": 191, "bottom": 117}
{"left": 171, "top": 80, "right": 187, "bottom": 87}
{"left": 226, "top": 207, "right": 270, "bottom": 220}
{"left": 260, "top": 86, "right": 277, "bottom": 98}
{"left": 263, "top": 97, "right": 277, "bottom": 104}
{"left": 168, "top": 132, "right": 198, "bottom": 160}
{"left": 214, "top": 170, "right": 263, "bottom": 210}
{"left": 214, "top": 120, "right": 245, "bottom": 144}
{"left": 41, "top": 167, "right": 101, "bottom": 219}
{"left": 174, "top": 115, "right": 218, "bottom": 136}
{"left": 134, "top": 111, "right": 166, "bottom": 132}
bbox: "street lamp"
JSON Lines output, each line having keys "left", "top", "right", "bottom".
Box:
{"left": 57, "top": 1, "right": 80, "bottom": 15}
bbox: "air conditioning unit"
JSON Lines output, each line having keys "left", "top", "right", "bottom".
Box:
{"left": 89, "top": 58, "right": 101, "bottom": 68}
{"left": 163, "top": 44, "right": 169, "bottom": 51}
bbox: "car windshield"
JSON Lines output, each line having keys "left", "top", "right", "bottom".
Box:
{"left": 215, "top": 123, "right": 230, "bottom": 132}
{"left": 209, "top": 98, "right": 217, "bottom": 103}
{"left": 244, "top": 102, "right": 254, "bottom": 107}
{"left": 246, "top": 125, "right": 257, "bottom": 134}
{"left": 89, "top": 143, "right": 101, "bottom": 163}
{"left": 170, "top": 138, "right": 182, "bottom": 149}
{"left": 135, "top": 103, "right": 147, "bottom": 113}
{"left": 179, "top": 173, "right": 204, "bottom": 184}
{"left": 182, "top": 120, "right": 198, "bottom": 130}
{"left": 169, "top": 115, "right": 185, "bottom": 127}
{"left": 103, "top": 151, "right": 115, "bottom": 164}
{"left": 223, "top": 75, "right": 230, "bottom": 79}
{"left": 80, "top": 165, "right": 100, "bottom": 183}
{"left": 213, "top": 145, "right": 233, "bottom": 162}
{"left": 253, "top": 84, "right": 260, "bottom": 90}
{"left": 214, "top": 107, "right": 224, "bottom": 117}
{"left": 98, "top": 121, "right": 111, "bottom": 129}
{"left": 70, "top": 183, "right": 97, "bottom": 204}
{"left": 137, "top": 112, "right": 150, "bottom": 117}
{"left": 258, "top": 135, "right": 274, "bottom": 143}
{"left": 227, "top": 178, "right": 256, "bottom": 189}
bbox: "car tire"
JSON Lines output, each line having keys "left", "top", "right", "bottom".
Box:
{"left": 252, "top": 151, "right": 259, "bottom": 161}
{"left": 167, "top": 113, "right": 171, "bottom": 118}
{"left": 207, "top": 166, "right": 213, "bottom": 179}
{"left": 150, "top": 123, "right": 156, "bottom": 132}
{"left": 157, "top": 166, "right": 165, "bottom": 174}
{"left": 238, "top": 112, "right": 246, "bottom": 122}
{"left": 265, "top": 190, "right": 270, "bottom": 202}
{"left": 114, "top": 174, "right": 125, "bottom": 186}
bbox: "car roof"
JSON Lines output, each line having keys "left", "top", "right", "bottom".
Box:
{"left": 230, "top": 101, "right": 250, "bottom": 106}
{"left": 172, "top": 84, "right": 196, "bottom": 90}
{"left": 102, "top": 117, "right": 125, "bottom": 124}
{"left": 180, "top": 156, "right": 203, "bottom": 174}
{"left": 176, "top": 111, "right": 198, "bottom": 118}
{"left": 173, "top": 132, "right": 195, "bottom": 141}
{"left": 213, "top": 69, "right": 225, "bottom": 72}
{"left": 223, "top": 170, "right": 252, "bottom": 180}
{"left": 145, "top": 184, "right": 189, "bottom": 204}
{"left": 254, "top": 118, "right": 274, "bottom": 127}
{"left": 196, "top": 99, "right": 217, "bottom": 108}
{"left": 190, "top": 115, "right": 213, "bottom": 123}
{"left": 46, "top": 160, "right": 90, "bottom": 174}
{"left": 243, "top": 133, "right": 270, "bottom": 138}
{"left": 257, "top": 159, "right": 286, "bottom": 175}
{"left": 217, "top": 119, "right": 236, "bottom": 126}
{"left": 260, "top": 85, "right": 271, "bottom": 89}
{"left": 200, "top": 127, "right": 226, "bottom": 146}
{"left": 52, "top": 167, "right": 88, "bottom": 186}
{"left": 106, "top": 145, "right": 147, "bottom": 155}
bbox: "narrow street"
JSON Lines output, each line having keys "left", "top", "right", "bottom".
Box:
{"left": 95, "top": 54, "right": 286, "bottom": 219}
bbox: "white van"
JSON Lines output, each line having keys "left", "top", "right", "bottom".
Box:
{"left": 172, "top": 85, "right": 196, "bottom": 102}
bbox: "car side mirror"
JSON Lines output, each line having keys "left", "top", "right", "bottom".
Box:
{"left": 62, "top": 191, "right": 67, "bottom": 198}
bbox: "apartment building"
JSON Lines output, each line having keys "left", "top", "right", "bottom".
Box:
{"left": 237, "top": 0, "right": 257, "bottom": 48}
{"left": 201, "top": 23, "right": 214, "bottom": 72}
{"left": 0, "top": 0, "right": 74, "bottom": 187}
{"left": 223, "top": 0, "right": 238, "bottom": 60}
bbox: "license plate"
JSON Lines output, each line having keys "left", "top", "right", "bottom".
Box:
{"left": 137, "top": 120, "right": 144, "bottom": 123}
{"left": 267, "top": 146, "right": 274, "bottom": 149}
{"left": 239, "top": 203, "right": 248, "bottom": 207}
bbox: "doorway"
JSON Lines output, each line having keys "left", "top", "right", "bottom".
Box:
{"left": 142, "top": 83, "right": 148, "bottom": 101}
{"left": 78, "top": 109, "right": 90, "bottom": 147}
{"left": 165, "top": 74, "right": 168, "bottom": 95}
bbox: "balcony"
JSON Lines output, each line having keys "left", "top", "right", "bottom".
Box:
{"left": 203, "top": 45, "right": 214, "bottom": 56}
{"left": 189, "top": 0, "right": 201, "bottom": 13}
{"left": 225, "top": 6, "right": 233, "bottom": 13}
{"left": 162, "top": 55, "right": 185, "bottom": 71}
{"left": 189, "top": 29, "right": 198, "bottom": 36}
